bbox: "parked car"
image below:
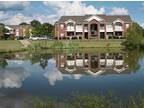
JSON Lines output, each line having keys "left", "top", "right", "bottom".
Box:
{"left": 29, "top": 36, "right": 39, "bottom": 40}
{"left": 38, "top": 36, "right": 48, "bottom": 40}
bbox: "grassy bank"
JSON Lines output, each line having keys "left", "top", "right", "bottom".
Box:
{"left": 29, "top": 39, "right": 124, "bottom": 49}
{"left": 0, "top": 40, "right": 26, "bottom": 52}
{"left": 0, "top": 39, "right": 124, "bottom": 52}
{"left": 29, "top": 92, "right": 144, "bottom": 108}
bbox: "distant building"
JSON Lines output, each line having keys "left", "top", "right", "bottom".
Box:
{"left": 55, "top": 14, "right": 132, "bottom": 40}
{"left": 5, "top": 25, "right": 32, "bottom": 38}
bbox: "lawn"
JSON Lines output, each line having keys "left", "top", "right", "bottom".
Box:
{"left": 0, "top": 39, "right": 124, "bottom": 52}
{"left": 0, "top": 40, "right": 24, "bottom": 52}
{"left": 30, "top": 39, "right": 124, "bottom": 48}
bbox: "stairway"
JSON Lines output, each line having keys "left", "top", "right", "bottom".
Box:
{"left": 19, "top": 40, "right": 31, "bottom": 47}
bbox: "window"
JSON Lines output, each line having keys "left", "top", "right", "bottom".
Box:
{"left": 126, "top": 24, "right": 129, "bottom": 29}
{"left": 60, "top": 24, "right": 64, "bottom": 29}
{"left": 100, "top": 24, "right": 105, "bottom": 30}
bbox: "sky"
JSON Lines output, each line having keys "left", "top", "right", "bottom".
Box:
{"left": 0, "top": 1, "right": 143, "bottom": 27}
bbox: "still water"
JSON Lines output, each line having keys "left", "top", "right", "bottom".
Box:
{"left": 0, "top": 50, "right": 144, "bottom": 107}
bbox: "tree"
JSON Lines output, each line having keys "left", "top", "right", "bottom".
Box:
{"left": 19, "top": 22, "right": 28, "bottom": 25}
{"left": 30, "top": 20, "right": 41, "bottom": 28}
{"left": 0, "top": 23, "right": 8, "bottom": 39}
{"left": 40, "top": 23, "right": 54, "bottom": 36}
{"left": 123, "top": 22, "right": 144, "bottom": 49}
{"left": 30, "top": 21, "right": 54, "bottom": 37}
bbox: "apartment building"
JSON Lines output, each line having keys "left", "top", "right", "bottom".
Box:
{"left": 6, "top": 25, "right": 32, "bottom": 38}
{"left": 55, "top": 14, "right": 132, "bottom": 40}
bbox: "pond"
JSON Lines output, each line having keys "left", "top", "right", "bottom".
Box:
{"left": 0, "top": 49, "right": 144, "bottom": 107}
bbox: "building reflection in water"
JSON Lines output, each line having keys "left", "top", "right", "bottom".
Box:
{"left": 56, "top": 52, "right": 129, "bottom": 76}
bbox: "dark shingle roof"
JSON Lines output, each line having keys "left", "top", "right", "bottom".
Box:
{"left": 57, "top": 14, "right": 132, "bottom": 24}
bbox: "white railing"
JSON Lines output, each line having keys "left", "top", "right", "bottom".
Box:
{"left": 115, "top": 26, "right": 123, "bottom": 31}
{"left": 100, "top": 27, "right": 105, "bottom": 32}
{"left": 76, "top": 26, "right": 83, "bottom": 32}
{"left": 66, "top": 26, "right": 74, "bottom": 31}
{"left": 106, "top": 25, "right": 113, "bottom": 32}
{"left": 84, "top": 27, "right": 88, "bottom": 32}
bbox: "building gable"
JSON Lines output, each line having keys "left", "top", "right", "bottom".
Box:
{"left": 113, "top": 18, "right": 124, "bottom": 24}
{"left": 85, "top": 15, "right": 104, "bottom": 22}
{"left": 64, "top": 19, "right": 76, "bottom": 24}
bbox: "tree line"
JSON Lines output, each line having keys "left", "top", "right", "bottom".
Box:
{"left": 0, "top": 20, "right": 54, "bottom": 39}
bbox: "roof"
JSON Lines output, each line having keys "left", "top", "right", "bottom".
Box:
{"left": 57, "top": 14, "right": 132, "bottom": 24}
{"left": 6, "top": 24, "right": 32, "bottom": 29}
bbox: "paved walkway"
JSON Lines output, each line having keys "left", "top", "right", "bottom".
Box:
{"left": 19, "top": 40, "right": 31, "bottom": 47}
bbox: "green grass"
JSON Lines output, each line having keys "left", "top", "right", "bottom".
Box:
{"left": 31, "top": 92, "right": 144, "bottom": 108}
{"left": 0, "top": 40, "right": 25, "bottom": 52}
{"left": 30, "top": 39, "right": 124, "bottom": 49}
{"left": 0, "top": 39, "right": 124, "bottom": 52}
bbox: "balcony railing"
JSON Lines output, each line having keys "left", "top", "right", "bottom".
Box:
{"left": 115, "top": 26, "right": 123, "bottom": 31}
{"left": 66, "top": 26, "right": 74, "bottom": 31}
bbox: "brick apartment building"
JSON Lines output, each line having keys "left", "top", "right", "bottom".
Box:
{"left": 55, "top": 14, "right": 132, "bottom": 40}
{"left": 6, "top": 25, "right": 32, "bottom": 38}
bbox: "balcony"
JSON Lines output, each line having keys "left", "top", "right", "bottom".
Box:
{"left": 84, "top": 27, "right": 88, "bottom": 32}
{"left": 100, "top": 27, "right": 105, "bottom": 32}
{"left": 66, "top": 26, "right": 74, "bottom": 31}
{"left": 106, "top": 24, "right": 113, "bottom": 32}
{"left": 115, "top": 26, "right": 123, "bottom": 31}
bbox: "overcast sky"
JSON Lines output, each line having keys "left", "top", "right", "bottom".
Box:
{"left": 0, "top": 1, "right": 143, "bottom": 27}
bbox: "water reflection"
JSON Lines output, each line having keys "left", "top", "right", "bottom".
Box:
{"left": 56, "top": 52, "right": 130, "bottom": 76}
{"left": 0, "top": 51, "right": 142, "bottom": 96}
{"left": 0, "top": 66, "right": 31, "bottom": 88}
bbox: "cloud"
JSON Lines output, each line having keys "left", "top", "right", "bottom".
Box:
{"left": 141, "top": 23, "right": 144, "bottom": 28}
{"left": 0, "top": 67, "right": 31, "bottom": 88}
{"left": 0, "top": 13, "right": 57, "bottom": 25}
{"left": 44, "top": 59, "right": 83, "bottom": 86}
{"left": 44, "top": 1, "right": 105, "bottom": 16}
{"left": 0, "top": 1, "right": 30, "bottom": 11}
{"left": 0, "top": 11, "right": 9, "bottom": 21}
{"left": 110, "top": 7, "right": 128, "bottom": 15}
{"left": 43, "top": 1, "right": 105, "bottom": 24}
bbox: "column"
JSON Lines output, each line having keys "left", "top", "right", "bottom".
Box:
{"left": 74, "top": 23, "right": 76, "bottom": 39}
{"left": 113, "top": 23, "right": 115, "bottom": 37}
{"left": 58, "top": 24, "right": 60, "bottom": 40}
{"left": 104, "top": 24, "right": 108, "bottom": 40}
{"left": 88, "top": 24, "right": 90, "bottom": 39}
{"left": 82, "top": 24, "right": 85, "bottom": 40}
{"left": 98, "top": 24, "right": 100, "bottom": 40}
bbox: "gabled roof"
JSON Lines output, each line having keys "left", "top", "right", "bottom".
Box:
{"left": 57, "top": 14, "right": 132, "bottom": 24}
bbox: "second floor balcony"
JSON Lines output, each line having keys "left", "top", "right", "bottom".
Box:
{"left": 66, "top": 26, "right": 74, "bottom": 31}
{"left": 115, "top": 26, "right": 123, "bottom": 31}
